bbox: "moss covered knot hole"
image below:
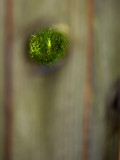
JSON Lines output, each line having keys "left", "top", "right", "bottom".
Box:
{"left": 29, "top": 27, "right": 68, "bottom": 66}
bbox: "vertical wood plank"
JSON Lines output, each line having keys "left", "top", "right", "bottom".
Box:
{"left": 12, "top": 0, "right": 88, "bottom": 160}
{"left": 90, "top": 0, "right": 120, "bottom": 160}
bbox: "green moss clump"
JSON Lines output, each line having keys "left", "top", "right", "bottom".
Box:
{"left": 29, "top": 27, "right": 68, "bottom": 66}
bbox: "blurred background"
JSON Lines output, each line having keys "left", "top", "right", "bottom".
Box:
{"left": 0, "top": 0, "right": 120, "bottom": 160}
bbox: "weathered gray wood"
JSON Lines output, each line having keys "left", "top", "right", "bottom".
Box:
{"left": 90, "top": 1, "right": 120, "bottom": 160}
{"left": 12, "top": 0, "right": 87, "bottom": 160}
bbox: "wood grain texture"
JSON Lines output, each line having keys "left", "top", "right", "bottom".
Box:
{"left": 12, "top": 0, "right": 87, "bottom": 160}
{"left": 90, "top": 0, "right": 120, "bottom": 160}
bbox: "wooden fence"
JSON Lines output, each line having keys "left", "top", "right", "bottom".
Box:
{"left": 0, "top": 0, "right": 120, "bottom": 159}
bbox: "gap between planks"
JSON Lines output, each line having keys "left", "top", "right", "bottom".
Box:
{"left": 4, "top": 0, "right": 14, "bottom": 159}
{"left": 82, "top": 0, "right": 94, "bottom": 160}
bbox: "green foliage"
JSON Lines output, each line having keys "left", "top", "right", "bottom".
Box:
{"left": 29, "top": 27, "right": 68, "bottom": 66}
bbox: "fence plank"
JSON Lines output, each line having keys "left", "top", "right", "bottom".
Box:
{"left": 12, "top": 0, "right": 87, "bottom": 159}
{"left": 90, "top": 1, "right": 120, "bottom": 160}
